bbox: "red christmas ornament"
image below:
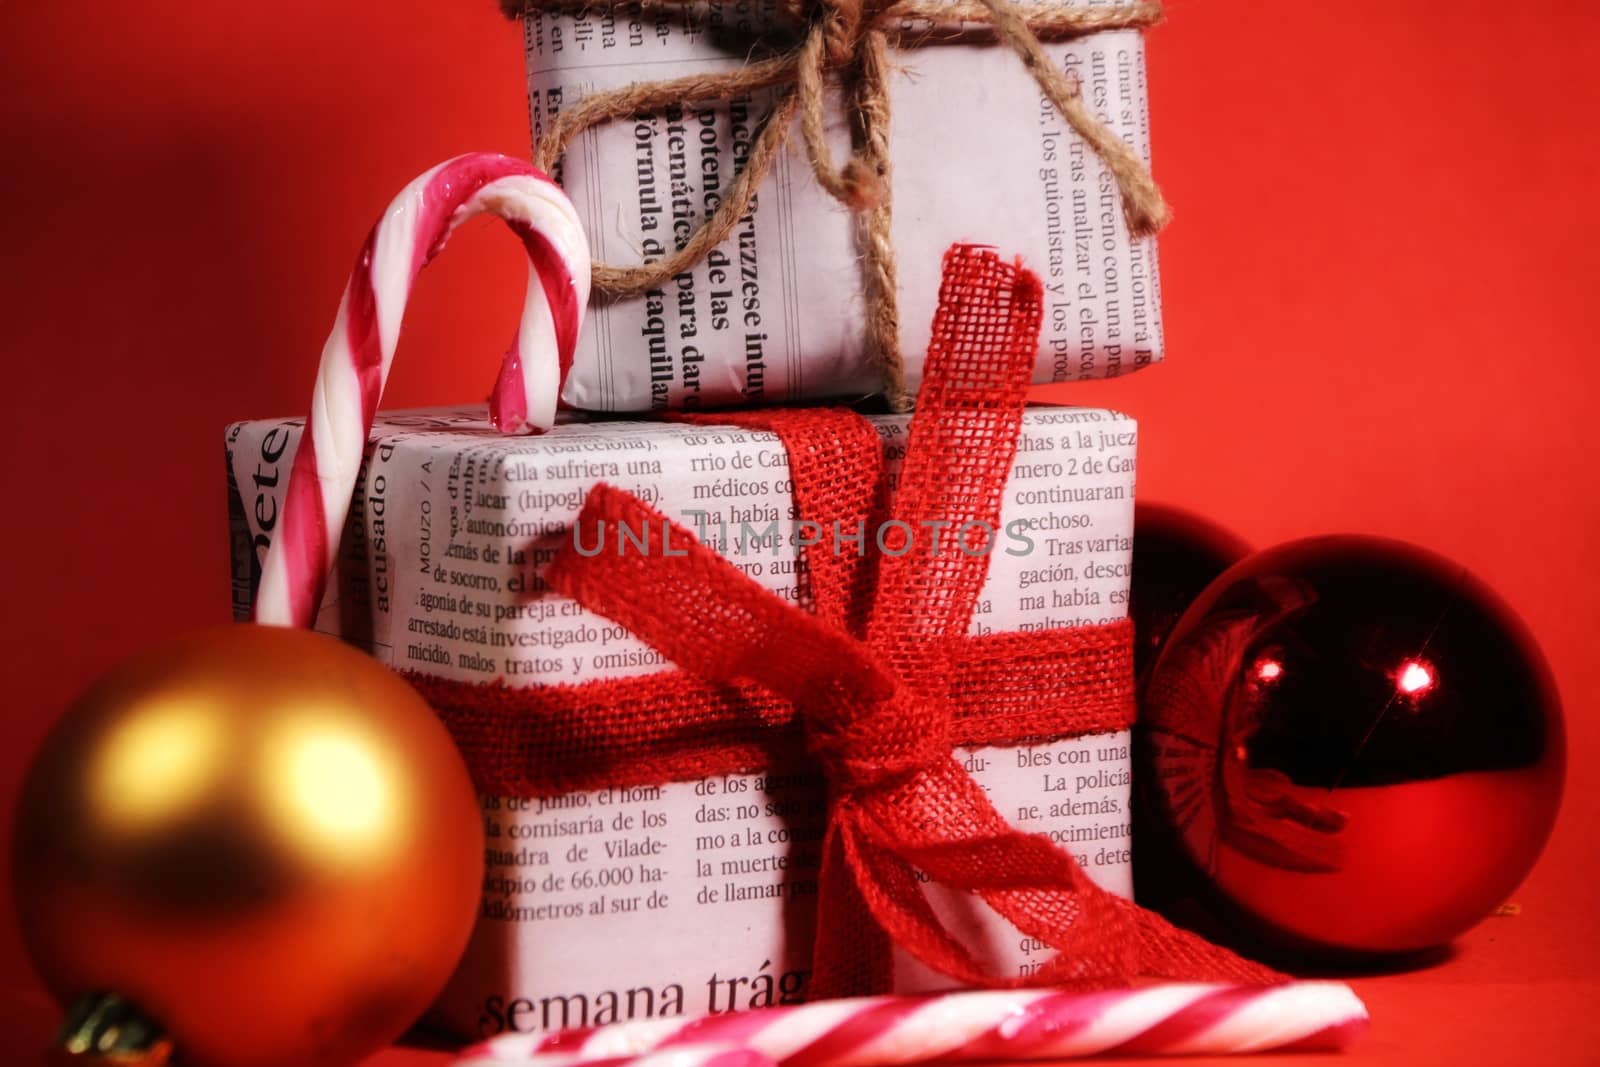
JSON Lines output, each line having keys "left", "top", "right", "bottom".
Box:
{"left": 1138, "top": 536, "right": 1563, "bottom": 959}
{"left": 1130, "top": 504, "right": 1252, "bottom": 684}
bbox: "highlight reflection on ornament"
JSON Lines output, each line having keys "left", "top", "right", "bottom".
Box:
{"left": 1139, "top": 536, "right": 1563, "bottom": 958}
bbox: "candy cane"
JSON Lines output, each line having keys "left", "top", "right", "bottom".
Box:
{"left": 455, "top": 983, "right": 1367, "bottom": 1065}
{"left": 254, "top": 152, "right": 590, "bottom": 629}
{"left": 529, "top": 1047, "right": 776, "bottom": 1067}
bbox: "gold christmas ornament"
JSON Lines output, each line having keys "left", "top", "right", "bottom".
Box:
{"left": 12, "top": 625, "right": 485, "bottom": 1067}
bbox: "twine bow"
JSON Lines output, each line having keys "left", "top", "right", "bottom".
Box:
{"left": 515, "top": 0, "right": 1170, "bottom": 411}
{"left": 540, "top": 246, "right": 1275, "bottom": 994}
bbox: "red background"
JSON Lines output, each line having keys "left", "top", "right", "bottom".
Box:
{"left": 2, "top": 1, "right": 1597, "bottom": 1063}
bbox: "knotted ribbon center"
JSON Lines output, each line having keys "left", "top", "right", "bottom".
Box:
{"left": 531, "top": 246, "right": 1280, "bottom": 995}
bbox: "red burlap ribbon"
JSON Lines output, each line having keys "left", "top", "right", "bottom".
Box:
{"left": 506, "top": 246, "right": 1278, "bottom": 995}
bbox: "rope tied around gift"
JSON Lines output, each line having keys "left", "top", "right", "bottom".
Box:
{"left": 510, "top": 0, "right": 1168, "bottom": 412}
{"left": 536, "top": 246, "right": 1276, "bottom": 995}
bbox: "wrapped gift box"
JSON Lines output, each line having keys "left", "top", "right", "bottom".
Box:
{"left": 226, "top": 403, "right": 1137, "bottom": 1039}
{"left": 518, "top": 0, "right": 1163, "bottom": 411}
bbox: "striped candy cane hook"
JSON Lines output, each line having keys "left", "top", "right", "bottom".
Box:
{"left": 254, "top": 152, "right": 590, "bottom": 629}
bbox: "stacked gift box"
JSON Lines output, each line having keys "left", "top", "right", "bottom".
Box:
{"left": 231, "top": 0, "right": 1171, "bottom": 1042}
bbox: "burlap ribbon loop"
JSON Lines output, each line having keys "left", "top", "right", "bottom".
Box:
{"left": 514, "top": 0, "right": 1169, "bottom": 410}
{"left": 540, "top": 246, "right": 1281, "bottom": 995}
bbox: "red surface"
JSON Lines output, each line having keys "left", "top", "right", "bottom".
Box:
{"left": 1, "top": 1, "right": 1597, "bottom": 1064}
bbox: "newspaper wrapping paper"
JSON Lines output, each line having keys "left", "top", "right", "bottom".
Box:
{"left": 525, "top": 0, "right": 1162, "bottom": 411}
{"left": 226, "top": 405, "right": 1138, "bottom": 1040}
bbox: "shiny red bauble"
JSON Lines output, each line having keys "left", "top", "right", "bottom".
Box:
{"left": 1139, "top": 536, "right": 1563, "bottom": 959}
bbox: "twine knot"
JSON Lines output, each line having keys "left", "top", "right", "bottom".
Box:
{"left": 813, "top": 0, "right": 868, "bottom": 65}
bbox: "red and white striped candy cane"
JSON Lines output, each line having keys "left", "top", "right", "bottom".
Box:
{"left": 529, "top": 1048, "right": 776, "bottom": 1067}
{"left": 254, "top": 152, "right": 590, "bottom": 629}
{"left": 455, "top": 983, "right": 1368, "bottom": 1066}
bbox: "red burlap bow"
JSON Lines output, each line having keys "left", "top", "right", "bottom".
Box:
{"left": 517, "top": 246, "right": 1278, "bottom": 995}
